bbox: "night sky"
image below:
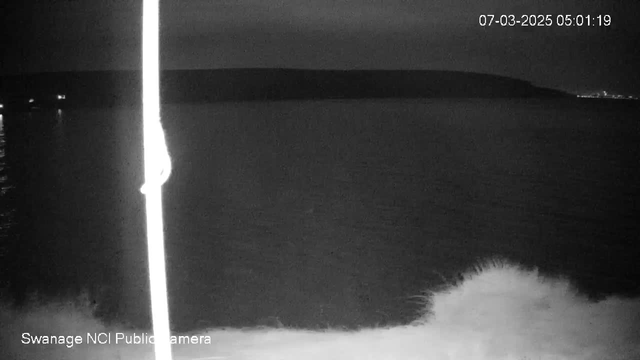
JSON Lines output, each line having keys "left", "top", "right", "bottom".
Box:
{"left": 1, "top": 0, "right": 639, "bottom": 95}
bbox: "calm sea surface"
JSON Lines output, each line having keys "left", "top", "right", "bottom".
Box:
{"left": 1, "top": 99, "right": 639, "bottom": 331}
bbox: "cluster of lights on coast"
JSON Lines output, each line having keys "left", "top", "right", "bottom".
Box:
{"left": 577, "top": 90, "right": 638, "bottom": 100}
{"left": 0, "top": 94, "right": 66, "bottom": 113}
{"left": 2, "top": 90, "right": 638, "bottom": 113}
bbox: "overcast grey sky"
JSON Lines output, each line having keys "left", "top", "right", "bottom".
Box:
{"left": 1, "top": 0, "right": 639, "bottom": 94}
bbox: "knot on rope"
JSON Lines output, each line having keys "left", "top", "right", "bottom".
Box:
{"left": 141, "top": 118, "right": 172, "bottom": 194}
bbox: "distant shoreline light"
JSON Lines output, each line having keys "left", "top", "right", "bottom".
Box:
{"left": 577, "top": 90, "right": 638, "bottom": 100}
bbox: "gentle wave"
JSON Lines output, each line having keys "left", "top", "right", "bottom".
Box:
{"left": 2, "top": 258, "right": 639, "bottom": 360}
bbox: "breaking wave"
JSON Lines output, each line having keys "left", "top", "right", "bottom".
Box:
{"left": 2, "top": 258, "right": 639, "bottom": 359}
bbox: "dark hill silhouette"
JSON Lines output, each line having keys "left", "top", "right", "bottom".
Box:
{"left": 0, "top": 69, "right": 570, "bottom": 110}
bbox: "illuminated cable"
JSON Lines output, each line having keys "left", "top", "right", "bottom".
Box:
{"left": 142, "top": 0, "right": 173, "bottom": 359}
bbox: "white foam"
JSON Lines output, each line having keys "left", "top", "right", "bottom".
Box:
{"left": 2, "top": 259, "right": 639, "bottom": 360}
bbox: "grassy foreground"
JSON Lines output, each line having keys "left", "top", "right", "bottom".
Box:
{"left": 2, "top": 259, "right": 639, "bottom": 360}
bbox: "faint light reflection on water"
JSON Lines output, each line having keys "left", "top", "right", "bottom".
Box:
{"left": 0, "top": 114, "right": 14, "bottom": 212}
{"left": 0, "top": 114, "right": 15, "bottom": 290}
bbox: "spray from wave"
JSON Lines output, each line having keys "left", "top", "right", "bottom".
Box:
{"left": 2, "top": 258, "right": 639, "bottom": 360}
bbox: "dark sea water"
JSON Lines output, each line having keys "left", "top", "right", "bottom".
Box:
{"left": 1, "top": 99, "right": 639, "bottom": 331}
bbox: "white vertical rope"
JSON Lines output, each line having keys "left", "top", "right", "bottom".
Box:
{"left": 142, "top": 0, "right": 173, "bottom": 359}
